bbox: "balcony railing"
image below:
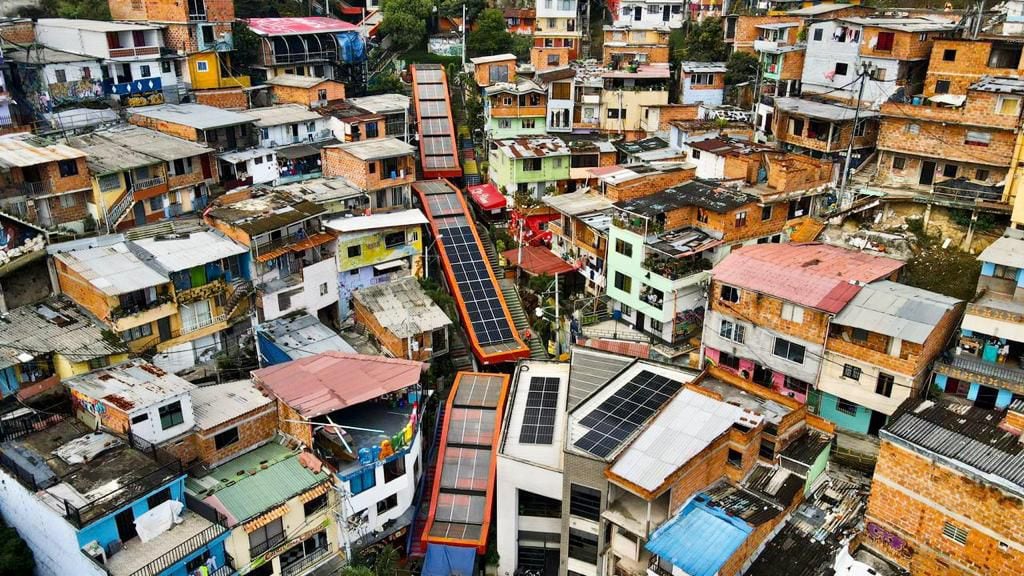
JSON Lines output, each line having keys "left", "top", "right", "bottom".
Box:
{"left": 20, "top": 180, "right": 51, "bottom": 196}
{"left": 130, "top": 521, "right": 227, "bottom": 576}
{"left": 269, "top": 50, "right": 335, "bottom": 65}
{"left": 110, "top": 295, "right": 174, "bottom": 322}
{"left": 282, "top": 547, "right": 330, "bottom": 576}
{"left": 109, "top": 46, "right": 161, "bottom": 59}
{"left": 177, "top": 314, "right": 227, "bottom": 337}
{"left": 249, "top": 532, "right": 288, "bottom": 558}
{"left": 65, "top": 459, "right": 182, "bottom": 528}
{"left": 134, "top": 175, "right": 166, "bottom": 191}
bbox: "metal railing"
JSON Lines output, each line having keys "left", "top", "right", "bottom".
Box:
{"left": 65, "top": 459, "right": 182, "bottom": 527}
{"left": 109, "top": 46, "right": 161, "bottom": 59}
{"left": 270, "top": 50, "right": 335, "bottom": 65}
{"left": 249, "top": 532, "right": 288, "bottom": 558}
{"left": 177, "top": 314, "right": 227, "bottom": 336}
{"left": 282, "top": 547, "right": 331, "bottom": 576}
{"left": 20, "top": 180, "right": 51, "bottom": 196}
{"left": 133, "top": 175, "right": 166, "bottom": 191}
{"left": 108, "top": 190, "right": 134, "bottom": 227}
{"left": 130, "top": 522, "right": 227, "bottom": 576}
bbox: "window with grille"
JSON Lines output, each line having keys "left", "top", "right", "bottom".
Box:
{"left": 943, "top": 522, "right": 968, "bottom": 545}
{"left": 836, "top": 398, "right": 859, "bottom": 416}
{"left": 567, "top": 529, "right": 598, "bottom": 563}
{"left": 518, "top": 490, "right": 561, "bottom": 518}
{"left": 720, "top": 320, "right": 745, "bottom": 344}
{"left": 842, "top": 364, "right": 861, "bottom": 380}
{"left": 876, "top": 373, "right": 895, "bottom": 397}
{"left": 569, "top": 484, "right": 601, "bottom": 521}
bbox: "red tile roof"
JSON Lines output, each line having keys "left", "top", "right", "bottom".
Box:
{"left": 712, "top": 243, "right": 904, "bottom": 313}
{"left": 252, "top": 352, "right": 425, "bottom": 418}
{"left": 502, "top": 246, "right": 575, "bottom": 276}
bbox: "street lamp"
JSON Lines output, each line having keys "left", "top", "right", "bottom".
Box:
{"left": 424, "top": 233, "right": 443, "bottom": 280}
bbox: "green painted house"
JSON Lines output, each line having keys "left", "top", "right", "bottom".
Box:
{"left": 488, "top": 137, "right": 570, "bottom": 200}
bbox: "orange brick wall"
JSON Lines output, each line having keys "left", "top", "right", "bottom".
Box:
{"left": 666, "top": 436, "right": 730, "bottom": 513}
{"left": 730, "top": 16, "right": 803, "bottom": 52}
{"left": 775, "top": 111, "right": 878, "bottom": 152}
{"left": 272, "top": 82, "right": 346, "bottom": 107}
{"left": 474, "top": 60, "right": 517, "bottom": 87}
{"left": 605, "top": 167, "right": 696, "bottom": 202}
{"left": 273, "top": 398, "right": 313, "bottom": 447}
{"left": 779, "top": 50, "right": 805, "bottom": 81}
{"left": 711, "top": 279, "right": 830, "bottom": 345}
{"left": 195, "top": 88, "right": 248, "bottom": 109}
{"left": 860, "top": 28, "right": 936, "bottom": 61}
{"left": 877, "top": 115, "right": 1015, "bottom": 167}
{"left": 0, "top": 21, "right": 34, "bottom": 44}
{"left": 604, "top": 45, "right": 670, "bottom": 66}
{"left": 321, "top": 147, "right": 415, "bottom": 192}
{"left": 530, "top": 47, "right": 571, "bottom": 70}
{"left": 682, "top": 201, "right": 788, "bottom": 245}
{"left": 866, "top": 440, "right": 1024, "bottom": 575}
{"left": 925, "top": 39, "right": 1024, "bottom": 96}
{"left": 129, "top": 114, "right": 200, "bottom": 142}
{"left": 191, "top": 406, "right": 278, "bottom": 466}
{"left": 649, "top": 105, "right": 700, "bottom": 131}
{"left": 764, "top": 153, "right": 833, "bottom": 193}
{"left": 55, "top": 259, "right": 115, "bottom": 321}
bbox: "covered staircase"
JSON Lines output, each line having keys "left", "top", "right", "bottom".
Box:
{"left": 408, "top": 401, "right": 446, "bottom": 558}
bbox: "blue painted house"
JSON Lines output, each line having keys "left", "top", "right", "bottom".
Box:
{"left": 0, "top": 415, "right": 233, "bottom": 576}
{"left": 933, "top": 228, "right": 1024, "bottom": 410}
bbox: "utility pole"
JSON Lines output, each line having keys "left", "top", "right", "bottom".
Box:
{"left": 838, "top": 62, "right": 871, "bottom": 212}
{"left": 461, "top": 3, "right": 467, "bottom": 70}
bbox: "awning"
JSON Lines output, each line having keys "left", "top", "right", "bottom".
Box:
{"left": 928, "top": 94, "right": 967, "bottom": 107}
{"left": 373, "top": 259, "right": 405, "bottom": 273}
{"left": 423, "top": 544, "right": 476, "bottom": 576}
{"left": 467, "top": 183, "right": 507, "bottom": 211}
{"left": 277, "top": 143, "right": 320, "bottom": 160}
{"left": 256, "top": 232, "right": 335, "bottom": 262}
{"left": 502, "top": 246, "right": 575, "bottom": 276}
{"left": 243, "top": 503, "right": 290, "bottom": 533}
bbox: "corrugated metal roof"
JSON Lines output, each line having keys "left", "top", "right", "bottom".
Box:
{"left": 347, "top": 94, "right": 411, "bottom": 114}
{"left": 128, "top": 104, "right": 255, "bottom": 130}
{"left": 325, "top": 208, "right": 427, "bottom": 233}
{"left": 469, "top": 53, "right": 516, "bottom": 64}
{"left": 191, "top": 443, "right": 330, "bottom": 524}
{"left": 609, "top": 389, "right": 750, "bottom": 492}
{"left": 646, "top": 497, "right": 753, "bottom": 576}
{"left": 832, "top": 280, "right": 960, "bottom": 344}
{"left": 353, "top": 276, "right": 452, "bottom": 337}
{"left": 36, "top": 18, "right": 160, "bottom": 32}
{"left": 541, "top": 190, "right": 613, "bottom": 217}
{"left": 69, "top": 131, "right": 161, "bottom": 175}
{"left": 244, "top": 104, "right": 324, "bottom": 127}
{"left": 979, "top": 228, "right": 1024, "bottom": 269}
{"left": 65, "top": 359, "right": 194, "bottom": 411}
{"left": 712, "top": 243, "right": 904, "bottom": 313}
{"left": 493, "top": 137, "right": 569, "bottom": 159}
{"left": 774, "top": 97, "right": 879, "bottom": 122}
{"left": 253, "top": 352, "right": 424, "bottom": 418}
{"left": 191, "top": 380, "right": 273, "bottom": 430}
{"left": 206, "top": 191, "right": 325, "bottom": 236}
{"left": 52, "top": 240, "right": 169, "bottom": 296}
{"left": 265, "top": 74, "right": 335, "bottom": 89}
{"left": 258, "top": 313, "right": 355, "bottom": 359}
{"left": 330, "top": 137, "right": 415, "bottom": 160}
{"left": 131, "top": 230, "right": 248, "bottom": 273}
{"left": 567, "top": 347, "right": 632, "bottom": 411}
{"left": 0, "top": 134, "right": 86, "bottom": 168}
{"left": 95, "top": 125, "right": 213, "bottom": 162}
{"left": 0, "top": 296, "right": 127, "bottom": 367}
{"left": 883, "top": 398, "right": 1024, "bottom": 495}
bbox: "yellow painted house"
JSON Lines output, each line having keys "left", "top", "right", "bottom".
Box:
{"left": 189, "top": 52, "right": 252, "bottom": 90}
{"left": 0, "top": 296, "right": 129, "bottom": 400}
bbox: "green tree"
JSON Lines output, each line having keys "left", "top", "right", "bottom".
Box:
{"left": 725, "top": 51, "right": 759, "bottom": 88}
{"left": 380, "top": 0, "right": 432, "bottom": 53}
{"left": 672, "top": 18, "right": 728, "bottom": 63}
{"left": 31, "top": 0, "right": 110, "bottom": 19}
{"left": 231, "top": 22, "right": 262, "bottom": 76}
{"left": 437, "top": 0, "right": 486, "bottom": 21}
{"left": 0, "top": 519, "right": 34, "bottom": 576}
{"left": 367, "top": 70, "right": 405, "bottom": 95}
{"left": 466, "top": 8, "right": 514, "bottom": 58}
{"left": 339, "top": 566, "right": 374, "bottom": 576}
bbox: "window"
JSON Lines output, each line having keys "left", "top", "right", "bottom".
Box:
{"left": 906, "top": 123, "right": 920, "bottom": 135}
{"left": 391, "top": 187, "right": 405, "bottom": 206}
{"left": 994, "top": 264, "right": 1018, "bottom": 280}
{"left": 875, "top": 31, "right": 895, "bottom": 51}
{"left": 720, "top": 320, "right": 745, "bottom": 344}
{"left": 149, "top": 196, "right": 164, "bottom": 211}
{"left": 384, "top": 231, "right": 406, "bottom": 249}
{"left": 761, "top": 205, "right": 772, "bottom": 221}
{"left": 607, "top": 108, "right": 626, "bottom": 119}
{"left": 60, "top": 194, "right": 78, "bottom": 209}
{"left": 523, "top": 158, "right": 542, "bottom": 171}
{"left": 214, "top": 427, "right": 239, "bottom": 449}
{"left": 613, "top": 271, "right": 632, "bottom": 293}
{"left": 498, "top": 119, "right": 512, "bottom": 129}
{"left": 523, "top": 119, "right": 536, "bottom": 129}
{"left": 161, "top": 61, "right": 171, "bottom": 74}
{"left": 123, "top": 323, "right": 153, "bottom": 341}
{"left": 614, "top": 238, "right": 633, "bottom": 257}
{"left": 943, "top": 522, "right": 968, "bottom": 545}
{"left": 249, "top": 518, "right": 285, "bottom": 556}
{"left": 368, "top": 161, "right": 377, "bottom": 174}
{"left": 140, "top": 65, "right": 151, "bottom": 78}
{"left": 131, "top": 413, "right": 149, "bottom": 424}
{"left": 58, "top": 159, "right": 79, "bottom": 177}
{"left": 158, "top": 401, "right": 184, "bottom": 430}
{"left": 836, "top": 398, "right": 859, "bottom": 416}
{"left": 773, "top": 338, "right": 806, "bottom": 364}
{"left": 943, "top": 49, "right": 957, "bottom": 61}
{"left": 965, "top": 131, "right": 992, "bottom": 147}
{"left": 303, "top": 493, "right": 328, "bottom": 517}
{"left": 759, "top": 439, "right": 776, "bottom": 459}
{"left": 277, "top": 291, "right": 291, "bottom": 311}
{"left": 720, "top": 284, "right": 740, "bottom": 303}
{"left": 319, "top": 282, "right": 328, "bottom": 296}
{"left": 892, "top": 156, "right": 906, "bottom": 171}
{"left": 876, "top": 373, "right": 895, "bottom": 397}
{"left": 54, "top": 69, "right": 67, "bottom": 83}
{"left": 834, "top": 62, "right": 849, "bottom": 76}
{"left": 813, "top": 28, "right": 823, "bottom": 41}
{"left": 569, "top": 484, "right": 601, "bottom": 521}
{"left": 649, "top": 318, "right": 663, "bottom": 332}
{"left": 842, "top": 364, "right": 862, "bottom": 380}
{"left": 851, "top": 328, "right": 869, "bottom": 342}
{"left": 98, "top": 173, "right": 121, "bottom": 192}
{"left": 781, "top": 302, "right": 804, "bottom": 324}
{"left": 376, "top": 493, "right": 398, "bottom": 514}
{"left": 691, "top": 149, "right": 701, "bottom": 160}
{"left": 998, "top": 96, "right": 1021, "bottom": 116}
{"left": 735, "top": 211, "right": 747, "bottom": 228}
{"left": 147, "top": 488, "right": 171, "bottom": 509}
{"left": 383, "top": 457, "right": 406, "bottom": 483}
{"left": 196, "top": 61, "right": 209, "bottom": 72}
{"left": 935, "top": 79, "right": 950, "bottom": 94}
{"left": 347, "top": 245, "right": 362, "bottom": 258}
{"left": 690, "top": 73, "right": 714, "bottom": 86}
{"left": 718, "top": 351, "right": 741, "bottom": 370}
{"left": 942, "top": 164, "right": 959, "bottom": 178}
{"left": 783, "top": 376, "right": 809, "bottom": 395}
{"left": 872, "top": 68, "right": 887, "bottom": 81}
{"left": 349, "top": 468, "right": 375, "bottom": 495}
{"left": 518, "top": 490, "right": 562, "bottom": 518}
{"left": 727, "top": 448, "right": 743, "bottom": 467}
{"left": 976, "top": 169, "right": 990, "bottom": 181}
{"left": 790, "top": 118, "right": 804, "bottom": 136}
{"left": 854, "top": 121, "right": 866, "bottom": 137}
{"left": 568, "top": 529, "right": 598, "bottom": 563}
{"left": 548, "top": 54, "right": 560, "bottom": 66}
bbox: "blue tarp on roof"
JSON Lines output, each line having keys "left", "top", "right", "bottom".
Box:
{"left": 646, "top": 495, "right": 754, "bottom": 576}
{"left": 337, "top": 31, "right": 366, "bottom": 63}
{"left": 423, "top": 544, "right": 476, "bottom": 576}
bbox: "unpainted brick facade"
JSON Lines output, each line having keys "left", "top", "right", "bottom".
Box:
{"left": 195, "top": 88, "right": 248, "bottom": 110}
{"left": 924, "top": 39, "right": 1024, "bottom": 96}
{"left": 604, "top": 166, "right": 696, "bottom": 202}
{"left": 321, "top": 146, "right": 416, "bottom": 192}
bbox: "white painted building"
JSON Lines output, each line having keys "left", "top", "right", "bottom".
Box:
{"left": 218, "top": 148, "right": 281, "bottom": 189}
{"left": 259, "top": 255, "right": 339, "bottom": 322}
{"left": 245, "top": 104, "right": 334, "bottom": 149}
{"left": 496, "top": 360, "right": 571, "bottom": 576}
{"left": 612, "top": 0, "right": 686, "bottom": 29}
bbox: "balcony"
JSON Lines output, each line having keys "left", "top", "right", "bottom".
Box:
{"left": 168, "top": 169, "right": 207, "bottom": 190}
{"left": 754, "top": 39, "right": 797, "bottom": 53}
{"left": 935, "top": 353, "right": 1024, "bottom": 393}
{"left": 131, "top": 175, "right": 169, "bottom": 201}
{"left": 268, "top": 50, "right": 336, "bottom": 65}
{"left": 491, "top": 105, "right": 547, "bottom": 118}
{"left": 179, "top": 313, "right": 227, "bottom": 336}
{"left": 65, "top": 457, "right": 183, "bottom": 528}
{"left": 643, "top": 256, "right": 713, "bottom": 282}
{"left": 108, "top": 46, "right": 161, "bottom": 59}
{"left": 176, "top": 278, "right": 227, "bottom": 305}
{"left": 111, "top": 299, "right": 177, "bottom": 332}
{"left": 19, "top": 180, "right": 51, "bottom": 197}
{"left": 104, "top": 499, "right": 228, "bottom": 576}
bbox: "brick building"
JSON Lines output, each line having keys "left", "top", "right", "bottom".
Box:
{"left": 471, "top": 54, "right": 518, "bottom": 87}
{"left": 0, "top": 134, "right": 92, "bottom": 231}
{"left": 865, "top": 397, "right": 1024, "bottom": 576}
{"left": 483, "top": 77, "right": 548, "bottom": 139}
{"left": 174, "top": 379, "right": 277, "bottom": 467}
{"left": 678, "top": 62, "right": 727, "bottom": 107}
{"left": 351, "top": 276, "right": 451, "bottom": 361}
{"left": 265, "top": 75, "right": 347, "bottom": 108}
{"left": 129, "top": 103, "right": 258, "bottom": 152}
{"left": 702, "top": 243, "right": 904, "bottom": 405}
{"left": 320, "top": 138, "right": 416, "bottom": 207}
{"left": 542, "top": 190, "right": 615, "bottom": 296}
{"left": 245, "top": 17, "right": 360, "bottom": 82}
{"left": 602, "top": 24, "right": 671, "bottom": 67}
{"left": 772, "top": 97, "right": 879, "bottom": 165}
{"left": 924, "top": 37, "right": 1024, "bottom": 97}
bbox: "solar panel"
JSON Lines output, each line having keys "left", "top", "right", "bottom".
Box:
{"left": 441, "top": 447, "right": 492, "bottom": 491}
{"left": 417, "top": 84, "right": 446, "bottom": 100}
{"left": 414, "top": 180, "right": 453, "bottom": 196}
{"left": 434, "top": 492, "right": 486, "bottom": 525}
{"left": 419, "top": 101, "right": 449, "bottom": 118}
{"left": 429, "top": 521, "right": 483, "bottom": 541}
{"left": 426, "top": 193, "right": 463, "bottom": 217}
{"left": 415, "top": 68, "right": 444, "bottom": 83}
{"left": 447, "top": 407, "right": 495, "bottom": 445}
{"left": 573, "top": 370, "right": 683, "bottom": 458}
{"left": 423, "top": 135, "right": 454, "bottom": 155}
{"left": 424, "top": 155, "right": 458, "bottom": 169}
{"left": 422, "top": 118, "right": 452, "bottom": 135}
{"left": 520, "top": 377, "right": 559, "bottom": 445}
{"left": 437, "top": 225, "right": 516, "bottom": 345}
{"left": 453, "top": 373, "right": 505, "bottom": 407}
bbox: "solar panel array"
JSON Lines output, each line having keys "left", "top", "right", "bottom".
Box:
{"left": 426, "top": 373, "right": 508, "bottom": 547}
{"left": 520, "top": 377, "right": 559, "bottom": 445}
{"left": 414, "top": 181, "right": 520, "bottom": 352}
{"left": 412, "top": 65, "right": 459, "bottom": 175}
{"left": 574, "top": 370, "right": 683, "bottom": 458}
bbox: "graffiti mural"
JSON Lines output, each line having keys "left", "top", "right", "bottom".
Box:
{"left": 47, "top": 79, "right": 105, "bottom": 105}
{"left": 0, "top": 213, "right": 44, "bottom": 267}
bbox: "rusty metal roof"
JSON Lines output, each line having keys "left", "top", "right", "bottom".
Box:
{"left": 0, "top": 134, "right": 85, "bottom": 168}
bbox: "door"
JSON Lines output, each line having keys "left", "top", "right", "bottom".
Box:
{"left": 753, "top": 364, "right": 772, "bottom": 388}
{"left": 635, "top": 311, "right": 645, "bottom": 333}
{"left": 975, "top": 385, "right": 998, "bottom": 410}
{"left": 662, "top": 5, "right": 670, "bottom": 21}
{"left": 157, "top": 317, "right": 171, "bottom": 341}
{"left": 114, "top": 508, "right": 137, "bottom": 543}
{"left": 867, "top": 410, "right": 887, "bottom": 436}
{"left": 200, "top": 155, "right": 212, "bottom": 179}
{"left": 633, "top": 6, "right": 642, "bottom": 20}
{"left": 133, "top": 201, "right": 146, "bottom": 226}
{"left": 919, "top": 160, "right": 936, "bottom": 186}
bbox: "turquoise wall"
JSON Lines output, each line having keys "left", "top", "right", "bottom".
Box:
{"left": 817, "top": 391, "right": 871, "bottom": 434}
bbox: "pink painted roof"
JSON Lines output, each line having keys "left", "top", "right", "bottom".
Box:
{"left": 253, "top": 352, "right": 425, "bottom": 418}
{"left": 246, "top": 17, "right": 357, "bottom": 36}
{"left": 712, "top": 243, "right": 904, "bottom": 313}
{"left": 576, "top": 338, "right": 651, "bottom": 358}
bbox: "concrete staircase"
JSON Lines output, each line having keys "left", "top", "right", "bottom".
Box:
{"left": 448, "top": 330, "right": 474, "bottom": 372}
{"left": 476, "top": 224, "right": 501, "bottom": 270}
